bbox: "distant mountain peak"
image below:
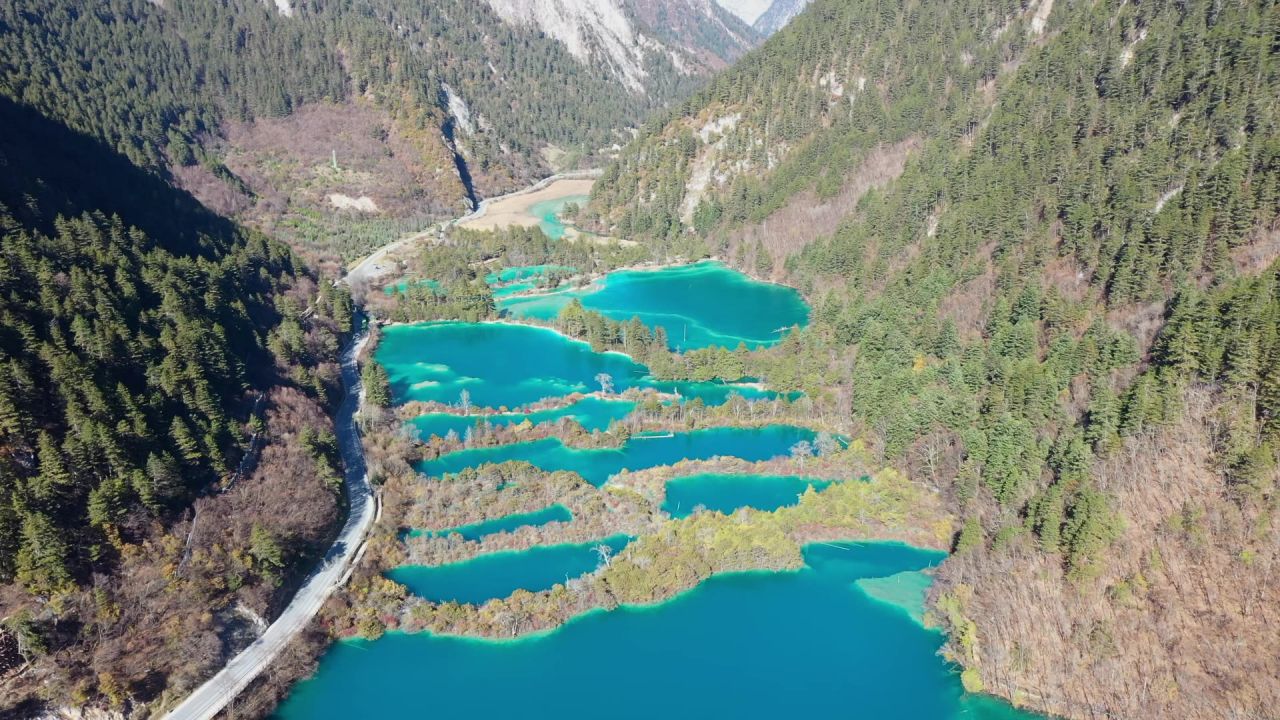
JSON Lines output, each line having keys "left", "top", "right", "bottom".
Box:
{"left": 712, "top": 0, "right": 773, "bottom": 25}
{"left": 484, "top": 0, "right": 758, "bottom": 91}
{"left": 752, "top": 0, "right": 809, "bottom": 35}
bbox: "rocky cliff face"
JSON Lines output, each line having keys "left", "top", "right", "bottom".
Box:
{"left": 484, "top": 0, "right": 758, "bottom": 90}
{"left": 712, "top": 0, "right": 774, "bottom": 25}
{"left": 752, "top": 0, "right": 810, "bottom": 35}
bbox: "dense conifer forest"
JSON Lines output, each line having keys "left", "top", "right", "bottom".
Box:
{"left": 0, "top": 0, "right": 1276, "bottom": 715}
{"left": 0, "top": 0, "right": 714, "bottom": 194}
{"left": 0, "top": 62, "right": 353, "bottom": 715}
{"left": 588, "top": 0, "right": 1280, "bottom": 714}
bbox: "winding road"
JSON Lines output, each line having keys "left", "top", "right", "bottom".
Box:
{"left": 164, "top": 170, "right": 600, "bottom": 719}
{"left": 162, "top": 324, "right": 375, "bottom": 720}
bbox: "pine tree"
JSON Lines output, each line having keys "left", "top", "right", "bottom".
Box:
{"left": 15, "top": 511, "right": 73, "bottom": 595}
{"left": 362, "top": 362, "right": 392, "bottom": 408}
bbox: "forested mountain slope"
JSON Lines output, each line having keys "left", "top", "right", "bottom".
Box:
{"left": 0, "top": 0, "right": 753, "bottom": 264}
{"left": 591, "top": 0, "right": 1280, "bottom": 717}
{"left": 587, "top": 0, "right": 1036, "bottom": 253}
{"left": 0, "top": 96, "right": 353, "bottom": 714}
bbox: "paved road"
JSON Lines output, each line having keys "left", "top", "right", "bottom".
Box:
{"left": 163, "top": 169, "right": 602, "bottom": 719}
{"left": 162, "top": 323, "right": 375, "bottom": 720}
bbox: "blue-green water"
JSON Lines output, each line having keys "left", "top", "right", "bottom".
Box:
{"left": 286, "top": 268, "right": 1040, "bottom": 719}
{"left": 499, "top": 260, "right": 810, "bottom": 350}
{"left": 376, "top": 321, "right": 780, "bottom": 408}
{"left": 662, "top": 473, "right": 833, "bottom": 518}
{"left": 409, "top": 504, "right": 574, "bottom": 542}
{"left": 417, "top": 426, "right": 817, "bottom": 487}
{"left": 856, "top": 570, "right": 936, "bottom": 626}
{"left": 408, "top": 397, "right": 637, "bottom": 439}
{"left": 491, "top": 279, "right": 537, "bottom": 298}
{"left": 387, "top": 266, "right": 574, "bottom": 299}
{"left": 386, "top": 534, "right": 631, "bottom": 605}
{"left": 527, "top": 195, "right": 588, "bottom": 239}
{"left": 382, "top": 278, "right": 441, "bottom": 296}
{"left": 485, "top": 264, "right": 575, "bottom": 285}
{"left": 278, "top": 542, "right": 1041, "bottom": 719}
{"left": 486, "top": 264, "right": 576, "bottom": 298}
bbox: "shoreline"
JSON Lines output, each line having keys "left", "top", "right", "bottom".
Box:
{"left": 355, "top": 561, "right": 812, "bottom": 647}
{"left": 399, "top": 537, "right": 951, "bottom": 647}
{"left": 342, "top": 466, "right": 951, "bottom": 644}
{"left": 344, "top": 169, "right": 603, "bottom": 286}
{"left": 457, "top": 176, "right": 596, "bottom": 233}
{"left": 458, "top": 169, "right": 602, "bottom": 229}
{"left": 490, "top": 258, "right": 812, "bottom": 335}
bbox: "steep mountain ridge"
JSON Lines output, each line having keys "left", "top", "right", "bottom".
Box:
{"left": 752, "top": 0, "right": 810, "bottom": 36}
{"left": 627, "top": 0, "right": 761, "bottom": 70}
{"left": 0, "top": 0, "right": 757, "bottom": 265}
{"left": 483, "top": 0, "right": 756, "bottom": 91}
{"left": 588, "top": 0, "right": 1040, "bottom": 250}
{"left": 714, "top": 0, "right": 773, "bottom": 25}
{"left": 590, "top": 0, "right": 1280, "bottom": 716}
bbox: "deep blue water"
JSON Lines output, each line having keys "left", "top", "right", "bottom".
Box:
{"left": 277, "top": 542, "right": 1041, "bottom": 719}
{"left": 376, "top": 321, "right": 780, "bottom": 409}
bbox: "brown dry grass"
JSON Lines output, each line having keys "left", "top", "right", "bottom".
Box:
{"left": 220, "top": 100, "right": 466, "bottom": 220}
{"left": 457, "top": 178, "right": 595, "bottom": 232}
{"left": 721, "top": 138, "right": 920, "bottom": 281}
{"left": 1232, "top": 222, "right": 1280, "bottom": 275}
{"left": 935, "top": 388, "right": 1280, "bottom": 720}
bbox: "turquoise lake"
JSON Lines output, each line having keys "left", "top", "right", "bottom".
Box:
{"left": 277, "top": 542, "right": 1042, "bottom": 719}
{"left": 408, "top": 397, "right": 637, "bottom": 439}
{"left": 376, "top": 321, "right": 780, "bottom": 408}
{"left": 382, "top": 277, "right": 440, "bottom": 295}
{"left": 662, "top": 473, "right": 833, "bottom": 518}
{"left": 408, "top": 503, "right": 573, "bottom": 542}
{"left": 388, "top": 265, "right": 573, "bottom": 298}
{"left": 528, "top": 194, "right": 588, "bottom": 239}
{"left": 284, "top": 266, "right": 1040, "bottom": 719}
{"left": 499, "top": 260, "right": 810, "bottom": 350}
{"left": 386, "top": 534, "right": 631, "bottom": 605}
{"left": 485, "top": 264, "right": 576, "bottom": 285}
{"left": 486, "top": 264, "right": 575, "bottom": 298}
{"left": 417, "top": 426, "right": 817, "bottom": 487}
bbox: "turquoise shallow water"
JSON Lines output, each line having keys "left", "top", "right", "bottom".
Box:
{"left": 857, "top": 570, "right": 936, "bottom": 626}
{"left": 277, "top": 542, "right": 1043, "bottom": 719}
{"left": 387, "top": 266, "right": 573, "bottom": 298}
{"left": 408, "top": 397, "right": 637, "bottom": 439}
{"left": 499, "top": 260, "right": 810, "bottom": 350}
{"left": 662, "top": 473, "right": 833, "bottom": 518}
{"left": 485, "top": 263, "right": 575, "bottom": 286}
{"left": 382, "top": 278, "right": 441, "bottom": 296}
{"left": 386, "top": 534, "right": 631, "bottom": 605}
{"left": 417, "top": 426, "right": 817, "bottom": 487}
{"left": 527, "top": 195, "right": 588, "bottom": 239}
{"left": 408, "top": 504, "right": 574, "bottom": 542}
{"left": 289, "top": 274, "right": 1041, "bottom": 719}
{"left": 376, "top": 321, "right": 780, "bottom": 408}
{"left": 486, "top": 264, "right": 575, "bottom": 299}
